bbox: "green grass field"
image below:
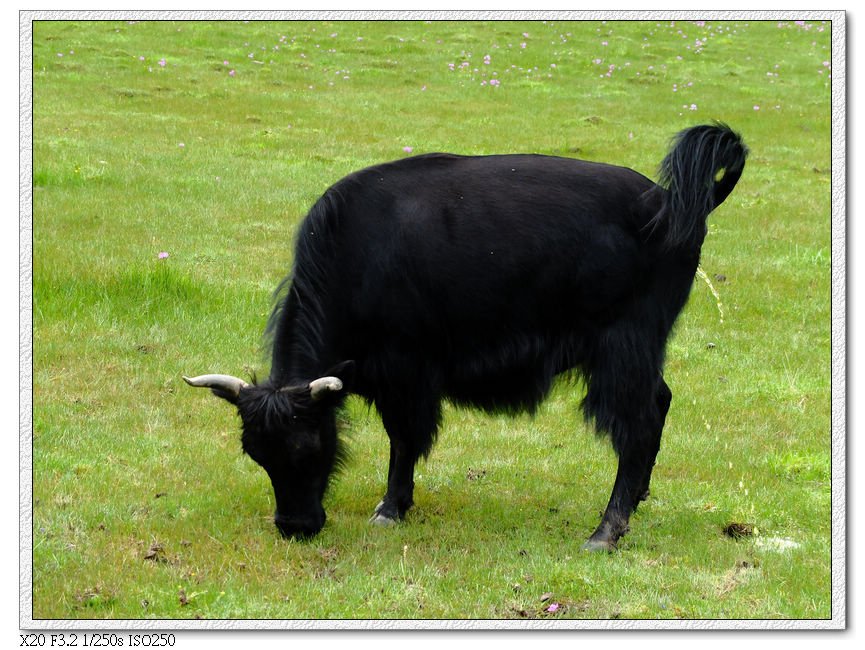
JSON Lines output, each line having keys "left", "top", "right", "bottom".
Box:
{"left": 30, "top": 19, "right": 833, "bottom": 621}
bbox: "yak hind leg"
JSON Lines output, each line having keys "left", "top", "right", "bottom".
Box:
{"left": 582, "top": 376, "right": 671, "bottom": 552}
{"left": 634, "top": 377, "right": 671, "bottom": 506}
{"left": 581, "top": 443, "right": 647, "bottom": 552}
{"left": 370, "top": 388, "right": 441, "bottom": 527}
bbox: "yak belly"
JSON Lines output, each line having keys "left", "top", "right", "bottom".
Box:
{"left": 443, "top": 331, "right": 584, "bottom": 414}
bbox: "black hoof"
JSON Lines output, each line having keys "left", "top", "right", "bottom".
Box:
{"left": 369, "top": 500, "right": 401, "bottom": 527}
{"left": 583, "top": 519, "right": 628, "bottom": 552}
{"left": 369, "top": 512, "right": 399, "bottom": 527}
{"left": 581, "top": 537, "right": 617, "bottom": 553}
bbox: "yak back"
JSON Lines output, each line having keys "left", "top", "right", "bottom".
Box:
{"left": 277, "top": 152, "right": 671, "bottom": 413}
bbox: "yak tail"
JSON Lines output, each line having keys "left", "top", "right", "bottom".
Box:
{"left": 645, "top": 122, "right": 748, "bottom": 251}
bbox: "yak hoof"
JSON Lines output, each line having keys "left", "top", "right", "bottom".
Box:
{"left": 369, "top": 512, "right": 399, "bottom": 527}
{"left": 582, "top": 519, "right": 628, "bottom": 552}
{"left": 581, "top": 538, "right": 618, "bottom": 553}
{"left": 369, "top": 500, "right": 400, "bottom": 527}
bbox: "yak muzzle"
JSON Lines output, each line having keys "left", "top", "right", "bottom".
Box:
{"left": 274, "top": 510, "right": 326, "bottom": 540}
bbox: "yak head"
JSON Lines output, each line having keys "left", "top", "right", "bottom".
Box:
{"left": 183, "top": 362, "right": 353, "bottom": 539}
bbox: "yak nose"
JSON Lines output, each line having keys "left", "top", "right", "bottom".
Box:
{"left": 274, "top": 511, "right": 326, "bottom": 539}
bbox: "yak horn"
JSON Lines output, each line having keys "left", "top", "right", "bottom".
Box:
{"left": 183, "top": 374, "right": 249, "bottom": 397}
{"left": 308, "top": 376, "right": 343, "bottom": 401}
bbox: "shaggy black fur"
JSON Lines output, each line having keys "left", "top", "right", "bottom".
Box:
{"left": 201, "top": 123, "right": 748, "bottom": 548}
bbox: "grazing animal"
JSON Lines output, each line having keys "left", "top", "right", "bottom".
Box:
{"left": 185, "top": 123, "right": 747, "bottom": 551}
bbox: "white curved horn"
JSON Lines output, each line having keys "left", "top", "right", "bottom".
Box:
{"left": 308, "top": 376, "right": 344, "bottom": 401}
{"left": 183, "top": 374, "right": 249, "bottom": 398}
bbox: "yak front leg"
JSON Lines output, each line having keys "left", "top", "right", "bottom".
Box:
{"left": 370, "top": 438, "right": 420, "bottom": 526}
{"left": 370, "top": 389, "right": 441, "bottom": 526}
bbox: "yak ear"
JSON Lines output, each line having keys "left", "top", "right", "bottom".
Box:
{"left": 307, "top": 361, "right": 355, "bottom": 403}
{"left": 324, "top": 360, "right": 355, "bottom": 391}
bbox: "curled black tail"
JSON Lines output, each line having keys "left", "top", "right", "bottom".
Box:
{"left": 648, "top": 122, "right": 748, "bottom": 251}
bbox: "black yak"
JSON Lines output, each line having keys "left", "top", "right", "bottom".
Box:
{"left": 184, "top": 123, "right": 747, "bottom": 551}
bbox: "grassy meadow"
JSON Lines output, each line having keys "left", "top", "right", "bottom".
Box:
{"left": 30, "top": 19, "right": 834, "bottom": 622}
